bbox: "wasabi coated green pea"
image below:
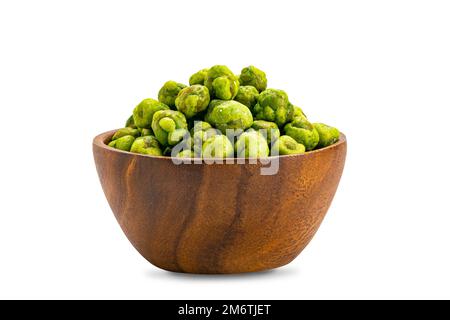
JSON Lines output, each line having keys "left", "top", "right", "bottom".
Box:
{"left": 140, "top": 128, "right": 153, "bottom": 136}
{"left": 235, "top": 131, "right": 269, "bottom": 158}
{"left": 151, "top": 110, "right": 188, "bottom": 146}
{"left": 251, "top": 120, "right": 280, "bottom": 144}
{"left": 190, "top": 121, "right": 220, "bottom": 156}
{"left": 130, "top": 135, "right": 162, "bottom": 156}
{"left": 190, "top": 120, "right": 212, "bottom": 135}
{"left": 175, "top": 85, "right": 210, "bottom": 118}
{"left": 176, "top": 149, "right": 195, "bottom": 158}
{"left": 125, "top": 115, "right": 137, "bottom": 128}
{"left": 108, "top": 140, "right": 116, "bottom": 148}
{"left": 206, "top": 99, "right": 225, "bottom": 110}
{"left": 239, "top": 66, "right": 267, "bottom": 92}
{"left": 253, "top": 89, "right": 293, "bottom": 127}
{"left": 205, "top": 100, "right": 253, "bottom": 134}
{"left": 111, "top": 127, "right": 140, "bottom": 141}
{"left": 272, "top": 135, "right": 305, "bottom": 155}
{"left": 292, "top": 105, "right": 307, "bottom": 120}
{"left": 113, "top": 135, "right": 136, "bottom": 152}
{"left": 133, "top": 98, "right": 169, "bottom": 129}
{"left": 158, "top": 81, "right": 187, "bottom": 108}
{"left": 234, "top": 86, "right": 259, "bottom": 109}
{"left": 313, "top": 123, "right": 340, "bottom": 148}
{"left": 204, "top": 65, "right": 239, "bottom": 100}
{"left": 284, "top": 117, "right": 319, "bottom": 151}
{"left": 202, "top": 135, "right": 234, "bottom": 159}
{"left": 167, "top": 128, "right": 192, "bottom": 148}
{"left": 189, "top": 68, "right": 208, "bottom": 85}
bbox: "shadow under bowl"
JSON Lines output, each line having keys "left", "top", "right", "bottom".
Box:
{"left": 93, "top": 130, "right": 347, "bottom": 274}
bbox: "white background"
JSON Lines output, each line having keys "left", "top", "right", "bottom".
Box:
{"left": 1, "top": 0, "right": 449, "bottom": 299}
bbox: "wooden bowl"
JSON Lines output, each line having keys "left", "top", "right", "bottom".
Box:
{"left": 93, "top": 130, "right": 347, "bottom": 274}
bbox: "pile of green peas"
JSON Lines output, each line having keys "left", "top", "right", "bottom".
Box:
{"left": 108, "top": 65, "right": 340, "bottom": 158}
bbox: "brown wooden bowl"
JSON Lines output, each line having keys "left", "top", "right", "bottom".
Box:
{"left": 93, "top": 130, "right": 347, "bottom": 274}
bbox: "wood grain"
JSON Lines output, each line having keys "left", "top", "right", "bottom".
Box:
{"left": 93, "top": 130, "right": 347, "bottom": 274}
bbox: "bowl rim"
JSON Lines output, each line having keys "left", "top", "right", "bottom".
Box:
{"left": 93, "top": 129, "right": 346, "bottom": 161}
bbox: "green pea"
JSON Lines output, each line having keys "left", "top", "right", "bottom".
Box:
{"left": 125, "top": 115, "right": 137, "bottom": 128}
{"left": 253, "top": 89, "right": 293, "bottom": 126}
{"left": 212, "top": 77, "right": 232, "bottom": 100}
{"left": 284, "top": 117, "right": 319, "bottom": 151}
{"left": 235, "top": 130, "right": 269, "bottom": 158}
{"left": 190, "top": 121, "right": 220, "bottom": 156}
{"left": 292, "top": 105, "right": 307, "bottom": 120}
{"left": 140, "top": 128, "right": 153, "bottom": 136}
{"left": 176, "top": 149, "right": 195, "bottom": 158}
{"left": 202, "top": 135, "right": 234, "bottom": 159}
{"left": 113, "top": 135, "right": 136, "bottom": 152}
{"left": 239, "top": 66, "right": 267, "bottom": 92}
{"left": 190, "top": 120, "right": 212, "bottom": 135}
{"left": 251, "top": 120, "right": 280, "bottom": 144}
{"left": 175, "top": 85, "right": 210, "bottom": 118}
{"left": 205, "top": 100, "right": 253, "bottom": 134}
{"left": 159, "top": 117, "right": 176, "bottom": 132}
{"left": 130, "top": 135, "right": 162, "bottom": 156}
{"left": 111, "top": 127, "right": 140, "bottom": 141}
{"left": 313, "top": 123, "right": 340, "bottom": 148}
{"left": 189, "top": 68, "right": 209, "bottom": 85}
{"left": 167, "top": 128, "right": 192, "bottom": 148}
{"left": 151, "top": 109, "right": 188, "bottom": 146}
{"left": 133, "top": 98, "right": 169, "bottom": 129}
{"left": 204, "top": 65, "right": 239, "bottom": 100}
{"left": 272, "top": 135, "right": 305, "bottom": 155}
{"left": 158, "top": 81, "right": 187, "bottom": 109}
{"left": 234, "top": 86, "right": 259, "bottom": 110}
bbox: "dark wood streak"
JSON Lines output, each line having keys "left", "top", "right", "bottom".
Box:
{"left": 93, "top": 130, "right": 347, "bottom": 274}
{"left": 211, "top": 165, "right": 250, "bottom": 271}
{"left": 121, "top": 157, "right": 137, "bottom": 224}
{"left": 172, "top": 166, "right": 204, "bottom": 272}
